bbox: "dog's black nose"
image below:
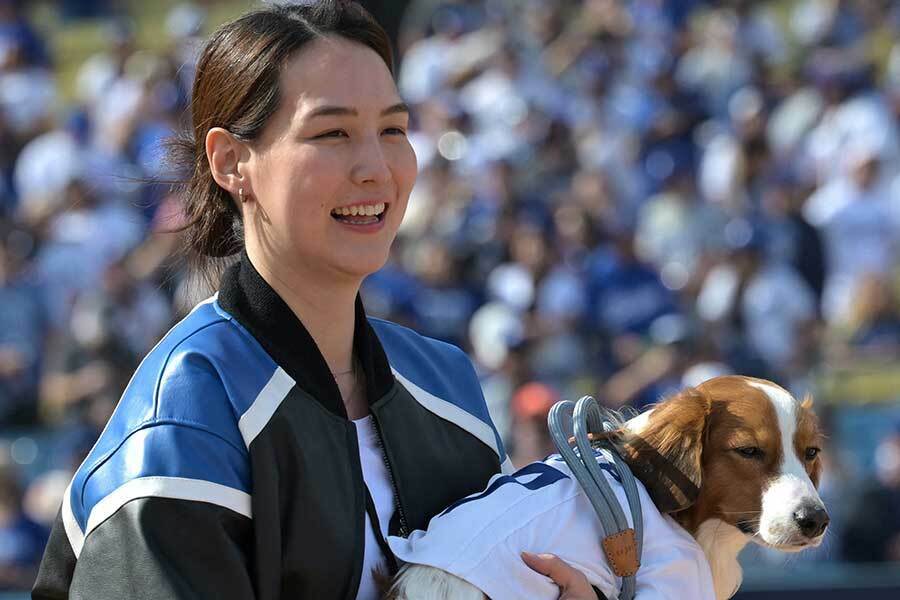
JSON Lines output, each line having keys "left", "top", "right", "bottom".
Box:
{"left": 794, "top": 504, "right": 829, "bottom": 538}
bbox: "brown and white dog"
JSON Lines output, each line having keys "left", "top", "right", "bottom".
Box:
{"left": 386, "top": 375, "right": 829, "bottom": 600}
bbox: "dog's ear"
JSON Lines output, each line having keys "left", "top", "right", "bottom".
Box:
{"left": 615, "top": 387, "right": 710, "bottom": 514}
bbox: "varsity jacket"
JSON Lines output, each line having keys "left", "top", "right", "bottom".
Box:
{"left": 33, "top": 255, "right": 512, "bottom": 599}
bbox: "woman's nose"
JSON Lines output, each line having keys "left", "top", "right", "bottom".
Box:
{"left": 352, "top": 136, "right": 392, "bottom": 185}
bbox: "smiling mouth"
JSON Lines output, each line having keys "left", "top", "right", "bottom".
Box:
{"left": 330, "top": 203, "right": 389, "bottom": 225}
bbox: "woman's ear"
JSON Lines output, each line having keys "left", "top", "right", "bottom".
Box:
{"left": 616, "top": 388, "right": 711, "bottom": 514}
{"left": 206, "top": 127, "right": 252, "bottom": 200}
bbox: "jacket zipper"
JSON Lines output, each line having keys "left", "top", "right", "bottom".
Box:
{"left": 370, "top": 414, "right": 411, "bottom": 538}
{"left": 364, "top": 485, "right": 399, "bottom": 574}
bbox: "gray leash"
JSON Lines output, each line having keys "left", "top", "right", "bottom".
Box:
{"left": 548, "top": 396, "right": 643, "bottom": 600}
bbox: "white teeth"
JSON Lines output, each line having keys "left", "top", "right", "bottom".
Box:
{"left": 332, "top": 203, "right": 387, "bottom": 217}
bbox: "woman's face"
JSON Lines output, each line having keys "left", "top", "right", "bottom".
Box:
{"left": 244, "top": 36, "right": 416, "bottom": 284}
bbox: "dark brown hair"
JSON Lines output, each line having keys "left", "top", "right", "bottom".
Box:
{"left": 168, "top": 0, "right": 394, "bottom": 287}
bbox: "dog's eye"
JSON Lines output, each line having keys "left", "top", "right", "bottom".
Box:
{"left": 805, "top": 447, "right": 820, "bottom": 461}
{"left": 735, "top": 446, "right": 764, "bottom": 459}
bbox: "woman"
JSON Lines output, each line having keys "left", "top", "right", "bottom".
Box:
{"left": 33, "top": 2, "right": 598, "bottom": 598}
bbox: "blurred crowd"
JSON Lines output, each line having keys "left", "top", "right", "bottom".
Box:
{"left": 0, "top": 0, "right": 900, "bottom": 591}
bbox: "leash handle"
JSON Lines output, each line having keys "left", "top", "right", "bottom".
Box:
{"left": 572, "top": 400, "right": 630, "bottom": 533}
{"left": 548, "top": 397, "right": 643, "bottom": 600}
{"left": 576, "top": 398, "right": 644, "bottom": 562}
{"left": 548, "top": 401, "right": 626, "bottom": 545}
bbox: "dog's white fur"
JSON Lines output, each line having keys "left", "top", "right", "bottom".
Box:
{"left": 750, "top": 381, "right": 825, "bottom": 548}
{"left": 388, "top": 564, "right": 484, "bottom": 600}
{"left": 694, "top": 519, "right": 748, "bottom": 600}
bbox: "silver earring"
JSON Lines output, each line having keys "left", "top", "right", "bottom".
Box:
{"left": 239, "top": 188, "right": 246, "bottom": 203}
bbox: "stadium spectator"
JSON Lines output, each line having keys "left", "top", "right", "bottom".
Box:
{"left": 842, "top": 425, "right": 900, "bottom": 562}
{"left": 508, "top": 381, "right": 559, "bottom": 466}
{"left": 696, "top": 223, "right": 817, "bottom": 380}
{"left": 0, "top": 463, "right": 47, "bottom": 591}
{"left": 0, "top": 219, "right": 46, "bottom": 425}
{"left": 842, "top": 274, "right": 900, "bottom": 356}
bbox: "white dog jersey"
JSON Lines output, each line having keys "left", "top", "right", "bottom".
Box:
{"left": 388, "top": 452, "right": 715, "bottom": 600}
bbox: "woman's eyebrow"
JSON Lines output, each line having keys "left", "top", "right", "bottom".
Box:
{"left": 307, "top": 102, "right": 410, "bottom": 119}
{"left": 381, "top": 102, "right": 410, "bottom": 116}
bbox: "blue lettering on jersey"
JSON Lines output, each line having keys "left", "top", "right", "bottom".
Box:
{"left": 551, "top": 450, "right": 623, "bottom": 484}
{"left": 440, "top": 462, "right": 569, "bottom": 517}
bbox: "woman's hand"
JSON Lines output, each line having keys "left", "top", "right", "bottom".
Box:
{"left": 521, "top": 551, "right": 601, "bottom": 599}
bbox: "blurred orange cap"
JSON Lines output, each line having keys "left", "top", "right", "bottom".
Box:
{"left": 511, "top": 382, "right": 560, "bottom": 420}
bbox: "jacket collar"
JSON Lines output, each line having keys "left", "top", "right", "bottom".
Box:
{"left": 216, "top": 252, "right": 395, "bottom": 418}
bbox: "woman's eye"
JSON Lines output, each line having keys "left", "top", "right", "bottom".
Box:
{"left": 383, "top": 127, "right": 407, "bottom": 136}
{"left": 735, "top": 446, "right": 764, "bottom": 460}
{"left": 805, "top": 447, "right": 820, "bottom": 461}
{"left": 316, "top": 130, "right": 348, "bottom": 139}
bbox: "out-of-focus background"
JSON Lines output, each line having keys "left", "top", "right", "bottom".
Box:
{"left": 0, "top": 0, "right": 899, "bottom": 597}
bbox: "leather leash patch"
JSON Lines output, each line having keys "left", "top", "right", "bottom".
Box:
{"left": 602, "top": 528, "right": 640, "bottom": 577}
